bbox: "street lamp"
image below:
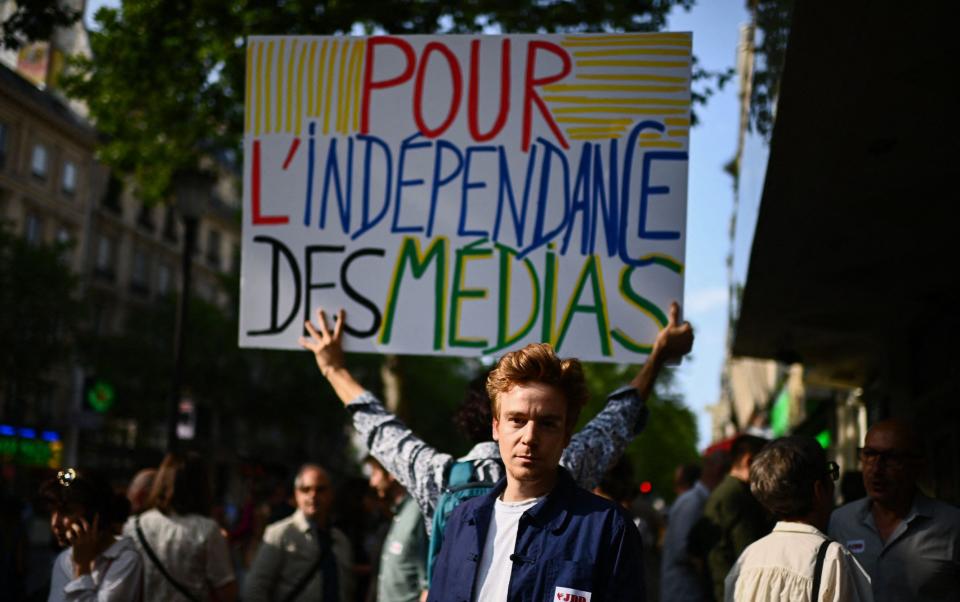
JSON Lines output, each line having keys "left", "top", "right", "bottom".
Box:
{"left": 167, "top": 170, "right": 213, "bottom": 451}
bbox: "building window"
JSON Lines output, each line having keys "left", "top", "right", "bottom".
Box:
{"left": 157, "top": 262, "right": 171, "bottom": 296}
{"left": 24, "top": 213, "right": 43, "bottom": 245}
{"left": 130, "top": 248, "right": 149, "bottom": 295}
{"left": 0, "top": 122, "right": 8, "bottom": 170}
{"left": 95, "top": 234, "right": 116, "bottom": 280}
{"left": 62, "top": 160, "right": 77, "bottom": 196}
{"left": 206, "top": 228, "right": 221, "bottom": 268}
{"left": 31, "top": 144, "right": 48, "bottom": 179}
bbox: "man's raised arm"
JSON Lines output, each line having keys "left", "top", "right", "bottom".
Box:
{"left": 299, "top": 308, "right": 453, "bottom": 522}
{"left": 561, "top": 301, "right": 694, "bottom": 489}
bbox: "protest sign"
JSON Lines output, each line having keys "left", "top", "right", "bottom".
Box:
{"left": 239, "top": 33, "right": 690, "bottom": 362}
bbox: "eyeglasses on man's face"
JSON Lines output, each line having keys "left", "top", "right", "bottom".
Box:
{"left": 858, "top": 447, "right": 920, "bottom": 467}
{"left": 824, "top": 461, "right": 839, "bottom": 482}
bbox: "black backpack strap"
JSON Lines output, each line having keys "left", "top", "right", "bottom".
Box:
{"left": 135, "top": 515, "right": 201, "bottom": 602}
{"left": 811, "top": 538, "right": 832, "bottom": 602}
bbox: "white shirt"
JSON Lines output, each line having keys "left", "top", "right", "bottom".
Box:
{"left": 123, "top": 509, "right": 234, "bottom": 601}
{"left": 472, "top": 496, "right": 542, "bottom": 602}
{"left": 725, "top": 521, "right": 874, "bottom": 602}
{"left": 48, "top": 536, "right": 142, "bottom": 601}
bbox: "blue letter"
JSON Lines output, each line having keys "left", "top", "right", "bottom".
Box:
{"left": 458, "top": 145, "right": 497, "bottom": 238}
{"left": 353, "top": 134, "right": 393, "bottom": 240}
{"left": 426, "top": 139, "right": 464, "bottom": 238}
{"left": 392, "top": 132, "right": 432, "bottom": 233}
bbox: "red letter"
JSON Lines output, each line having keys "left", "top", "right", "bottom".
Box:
{"left": 522, "top": 41, "right": 571, "bottom": 152}
{"left": 413, "top": 42, "right": 463, "bottom": 138}
{"left": 360, "top": 36, "right": 416, "bottom": 134}
{"left": 468, "top": 39, "right": 511, "bottom": 142}
{"left": 251, "top": 140, "right": 289, "bottom": 225}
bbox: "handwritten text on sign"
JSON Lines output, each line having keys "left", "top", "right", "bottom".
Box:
{"left": 239, "top": 33, "right": 690, "bottom": 362}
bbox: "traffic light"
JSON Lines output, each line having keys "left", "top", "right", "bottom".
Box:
{"left": 83, "top": 376, "right": 116, "bottom": 413}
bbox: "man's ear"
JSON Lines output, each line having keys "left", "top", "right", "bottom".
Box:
{"left": 491, "top": 416, "right": 500, "bottom": 442}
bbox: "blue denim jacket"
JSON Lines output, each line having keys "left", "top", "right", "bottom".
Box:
{"left": 428, "top": 468, "right": 645, "bottom": 602}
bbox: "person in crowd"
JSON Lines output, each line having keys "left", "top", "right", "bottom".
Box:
{"left": 366, "top": 457, "right": 427, "bottom": 602}
{"left": 674, "top": 462, "right": 702, "bottom": 498}
{"left": 124, "top": 452, "right": 236, "bottom": 601}
{"left": 661, "top": 451, "right": 731, "bottom": 602}
{"left": 828, "top": 419, "right": 960, "bottom": 602}
{"left": 124, "top": 468, "right": 155, "bottom": 516}
{"left": 695, "top": 434, "right": 772, "bottom": 601}
{"left": 429, "top": 342, "right": 645, "bottom": 601}
{"left": 298, "top": 302, "right": 694, "bottom": 533}
{"left": 245, "top": 464, "right": 353, "bottom": 602}
{"left": 41, "top": 468, "right": 142, "bottom": 601}
{"left": 725, "top": 436, "right": 873, "bottom": 602}
{"left": 333, "top": 477, "right": 382, "bottom": 602}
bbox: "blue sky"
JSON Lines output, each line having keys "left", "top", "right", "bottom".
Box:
{"left": 85, "top": 0, "right": 757, "bottom": 448}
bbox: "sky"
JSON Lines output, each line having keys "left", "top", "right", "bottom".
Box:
{"left": 84, "top": 0, "right": 758, "bottom": 448}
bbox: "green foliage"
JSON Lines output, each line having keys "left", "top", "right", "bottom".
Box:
{"left": 578, "top": 361, "right": 700, "bottom": 503}
{"left": 0, "top": 0, "right": 81, "bottom": 50}
{"left": 0, "top": 224, "right": 82, "bottom": 413}
{"left": 62, "top": 0, "right": 724, "bottom": 203}
{"left": 749, "top": 0, "right": 794, "bottom": 138}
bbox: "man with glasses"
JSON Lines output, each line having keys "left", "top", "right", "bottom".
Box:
{"left": 246, "top": 464, "right": 354, "bottom": 602}
{"left": 829, "top": 419, "right": 960, "bottom": 602}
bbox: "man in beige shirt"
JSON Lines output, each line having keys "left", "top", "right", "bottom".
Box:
{"left": 245, "top": 464, "right": 353, "bottom": 602}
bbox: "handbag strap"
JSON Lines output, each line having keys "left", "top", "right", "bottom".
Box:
{"left": 135, "top": 515, "right": 201, "bottom": 602}
{"left": 281, "top": 556, "right": 324, "bottom": 602}
{"left": 811, "top": 538, "right": 832, "bottom": 602}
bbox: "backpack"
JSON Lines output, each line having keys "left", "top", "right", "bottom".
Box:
{"left": 426, "top": 460, "right": 496, "bottom": 584}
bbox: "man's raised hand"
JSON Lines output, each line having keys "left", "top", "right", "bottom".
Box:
{"left": 654, "top": 301, "right": 694, "bottom": 362}
{"left": 299, "top": 308, "right": 346, "bottom": 378}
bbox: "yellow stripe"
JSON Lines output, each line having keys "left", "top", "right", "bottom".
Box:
{"left": 254, "top": 42, "right": 263, "bottom": 136}
{"left": 667, "top": 129, "right": 688, "bottom": 137}
{"left": 306, "top": 41, "right": 317, "bottom": 118}
{"left": 544, "top": 96, "right": 689, "bottom": 106}
{"left": 553, "top": 106, "right": 688, "bottom": 115}
{"left": 336, "top": 41, "right": 350, "bottom": 133}
{"left": 562, "top": 39, "right": 691, "bottom": 48}
{"left": 566, "top": 126, "right": 627, "bottom": 134}
{"left": 640, "top": 132, "right": 661, "bottom": 140}
{"left": 276, "top": 39, "right": 285, "bottom": 133}
{"left": 577, "top": 73, "right": 687, "bottom": 83}
{"left": 570, "top": 134, "right": 620, "bottom": 140}
{"left": 346, "top": 40, "right": 363, "bottom": 133}
{"left": 315, "top": 40, "right": 328, "bottom": 117}
{"left": 639, "top": 140, "right": 684, "bottom": 148}
{"left": 264, "top": 41, "right": 273, "bottom": 133}
{"left": 556, "top": 117, "right": 634, "bottom": 124}
{"left": 286, "top": 39, "right": 297, "bottom": 133}
{"left": 665, "top": 117, "right": 690, "bottom": 126}
{"left": 544, "top": 84, "right": 686, "bottom": 93}
{"left": 564, "top": 33, "right": 690, "bottom": 42}
{"left": 295, "top": 41, "right": 307, "bottom": 135}
{"left": 574, "top": 48, "right": 690, "bottom": 57}
{"left": 576, "top": 59, "right": 689, "bottom": 68}
{"left": 323, "top": 40, "right": 338, "bottom": 135}
{"left": 245, "top": 41, "right": 252, "bottom": 133}
{"left": 353, "top": 40, "right": 365, "bottom": 131}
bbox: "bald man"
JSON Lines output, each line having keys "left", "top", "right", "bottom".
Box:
{"left": 126, "top": 468, "right": 156, "bottom": 515}
{"left": 829, "top": 419, "right": 960, "bottom": 602}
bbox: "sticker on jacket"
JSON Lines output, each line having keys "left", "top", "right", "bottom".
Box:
{"left": 846, "top": 539, "right": 865, "bottom": 553}
{"left": 555, "top": 587, "right": 591, "bottom": 601}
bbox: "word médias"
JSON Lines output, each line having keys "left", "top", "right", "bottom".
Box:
{"left": 245, "top": 235, "right": 681, "bottom": 358}
{"left": 249, "top": 120, "right": 686, "bottom": 265}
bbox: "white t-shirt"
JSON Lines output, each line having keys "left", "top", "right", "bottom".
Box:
{"left": 473, "top": 496, "right": 543, "bottom": 602}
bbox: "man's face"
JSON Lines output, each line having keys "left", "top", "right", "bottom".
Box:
{"left": 492, "top": 382, "right": 571, "bottom": 489}
{"left": 367, "top": 463, "right": 394, "bottom": 500}
{"left": 861, "top": 424, "right": 920, "bottom": 506}
{"left": 295, "top": 468, "right": 333, "bottom": 523}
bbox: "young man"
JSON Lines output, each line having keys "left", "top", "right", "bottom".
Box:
{"left": 299, "top": 302, "right": 693, "bottom": 535}
{"left": 427, "top": 343, "right": 644, "bottom": 601}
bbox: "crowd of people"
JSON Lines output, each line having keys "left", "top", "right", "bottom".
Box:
{"left": 2, "top": 302, "right": 958, "bottom": 601}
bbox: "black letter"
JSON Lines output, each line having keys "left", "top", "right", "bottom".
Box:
{"left": 341, "top": 247, "right": 386, "bottom": 338}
